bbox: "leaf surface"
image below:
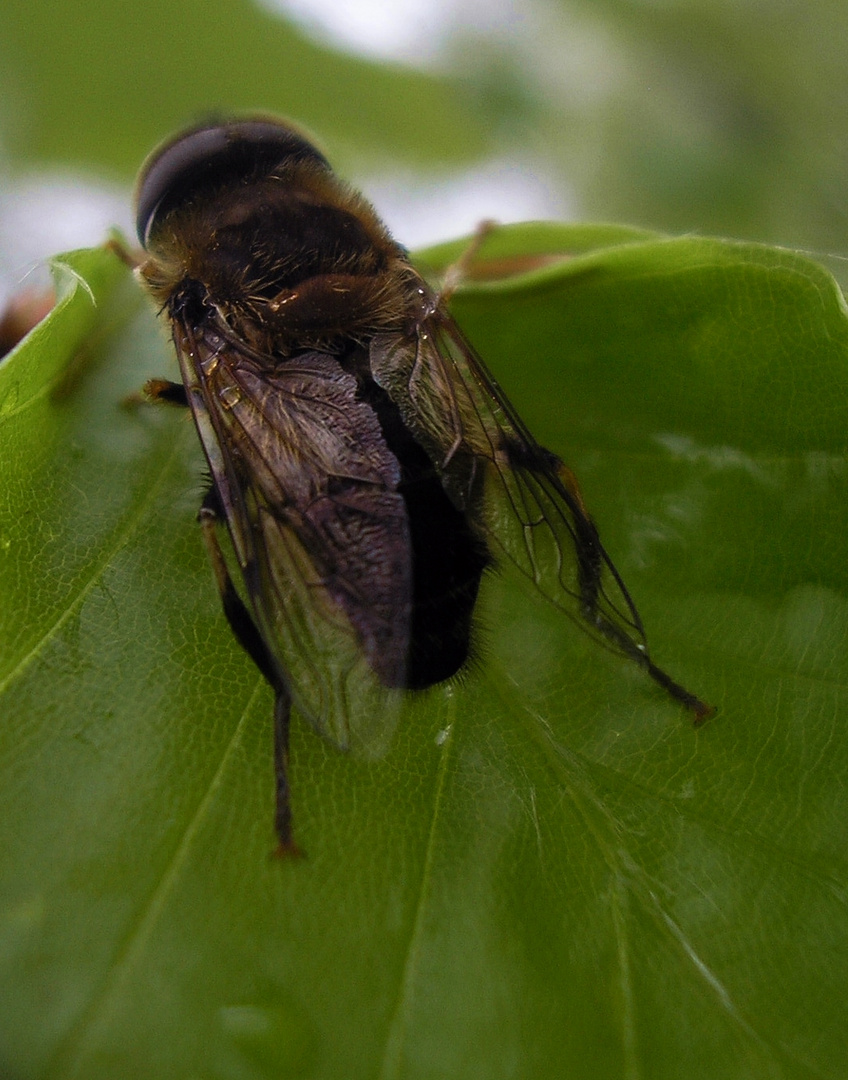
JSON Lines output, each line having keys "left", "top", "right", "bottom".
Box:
{"left": 1, "top": 229, "right": 846, "bottom": 1079}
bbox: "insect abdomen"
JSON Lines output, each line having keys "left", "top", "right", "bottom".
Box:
{"left": 357, "top": 374, "right": 491, "bottom": 689}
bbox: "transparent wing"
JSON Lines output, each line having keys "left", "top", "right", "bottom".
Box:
{"left": 176, "top": 323, "right": 409, "bottom": 755}
{"left": 369, "top": 284, "right": 653, "bottom": 669}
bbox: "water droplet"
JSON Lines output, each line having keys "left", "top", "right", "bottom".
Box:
{"left": 435, "top": 725, "right": 452, "bottom": 746}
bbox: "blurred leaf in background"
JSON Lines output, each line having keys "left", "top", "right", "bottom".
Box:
{"left": 2, "top": 0, "right": 848, "bottom": 292}
{"left": 0, "top": 0, "right": 490, "bottom": 302}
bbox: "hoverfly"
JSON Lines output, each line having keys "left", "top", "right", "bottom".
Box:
{"left": 134, "top": 116, "right": 711, "bottom": 853}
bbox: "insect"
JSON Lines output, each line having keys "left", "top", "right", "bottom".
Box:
{"left": 134, "top": 116, "right": 712, "bottom": 853}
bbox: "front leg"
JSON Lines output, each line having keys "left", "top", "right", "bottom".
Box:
{"left": 123, "top": 378, "right": 188, "bottom": 409}
{"left": 145, "top": 378, "right": 189, "bottom": 407}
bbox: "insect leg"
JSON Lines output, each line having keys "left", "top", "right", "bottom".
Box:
{"left": 103, "top": 236, "right": 142, "bottom": 269}
{"left": 198, "top": 492, "right": 280, "bottom": 687}
{"left": 273, "top": 687, "right": 302, "bottom": 857}
{"left": 505, "top": 438, "right": 617, "bottom": 629}
{"left": 436, "top": 219, "right": 497, "bottom": 305}
{"left": 124, "top": 378, "right": 187, "bottom": 408}
{"left": 563, "top": 501, "right": 715, "bottom": 723}
{"left": 642, "top": 659, "right": 715, "bottom": 725}
{"left": 511, "top": 440, "right": 714, "bottom": 723}
{"left": 145, "top": 378, "right": 189, "bottom": 407}
{"left": 198, "top": 492, "right": 302, "bottom": 854}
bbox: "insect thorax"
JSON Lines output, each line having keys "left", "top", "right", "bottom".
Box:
{"left": 143, "top": 165, "right": 415, "bottom": 350}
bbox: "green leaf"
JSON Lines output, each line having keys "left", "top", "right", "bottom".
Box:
{"left": 1, "top": 228, "right": 846, "bottom": 1079}
{"left": 0, "top": 0, "right": 486, "bottom": 177}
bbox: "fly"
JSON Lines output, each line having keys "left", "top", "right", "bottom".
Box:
{"left": 133, "top": 116, "right": 712, "bottom": 853}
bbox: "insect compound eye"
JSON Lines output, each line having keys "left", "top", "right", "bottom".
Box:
{"left": 135, "top": 116, "right": 330, "bottom": 248}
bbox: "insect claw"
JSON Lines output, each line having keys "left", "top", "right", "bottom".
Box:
{"left": 272, "top": 838, "right": 306, "bottom": 860}
{"left": 645, "top": 658, "right": 715, "bottom": 726}
{"left": 691, "top": 699, "right": 717, "bottom": 727}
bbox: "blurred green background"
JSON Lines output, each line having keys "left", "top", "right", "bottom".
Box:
{"left": 1, "top": 0, "right": 847, "bottom": 297}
